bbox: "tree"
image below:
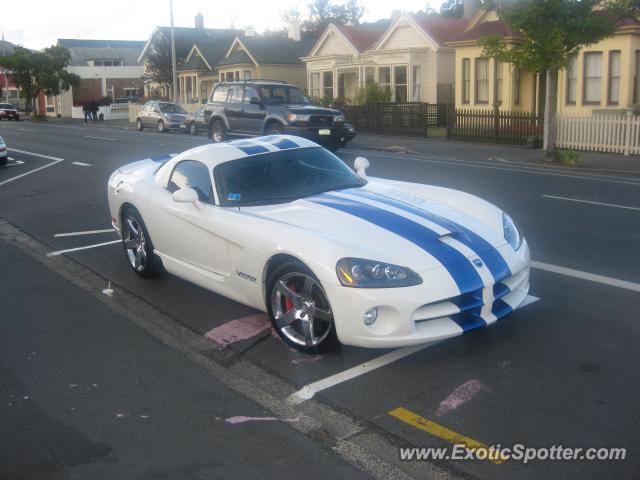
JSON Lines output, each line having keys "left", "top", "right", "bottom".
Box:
{"left": 354, "top": 82, "right": 392, "bottom": 105}
{"left": 144, "top": 32, "right": 176, "bottom": 93}
{"left": 0, "top": 45, "right": 79, "bottom": 115}
{"left": 440, "top": 0, "right": 465, "bottom": 18}
{"left": 283, "top": 0, "right": 364, "bottom": 35}
{"left": 479, "top": 0, "right": 620, "bottom": 159}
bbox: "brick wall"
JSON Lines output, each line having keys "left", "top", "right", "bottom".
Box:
{"left": 106, "top": 78, "right": 144, "bottom": 98}
{"left": 72, "top": 77, "right": 145, "bottom": 104}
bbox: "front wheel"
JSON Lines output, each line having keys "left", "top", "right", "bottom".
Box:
{"left": 266, "top": 122, "right": 284, "bottom": 135}
{"left": 136, "top": 119, "right": 144, "bottom": 131}
{"left": 189, "top": 122, "right": 197, "bottom": 135}
{"left": 267, "top": 261, "right": 337, "bottom": 353}
{"left": 157, "top": 120, "right": 165, "bottom": 133}
{"left": 0, "top": 157, "right": 7, "bottom": 167}
{"left": 121, "top": 209, "right": 163, "bottom": 278}
{"left": 210, "top": 120, "right": 226, "bottom": 142}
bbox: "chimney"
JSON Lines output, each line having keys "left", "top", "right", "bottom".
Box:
{"left": 195, "top": 12, "right": 204, "bottom": 29}
{"left": 463, "top": 0, "right": 479, "bottom": 19}
{"left": 244, "top": 25, "right": 256, "bottom": 37}
{"left": 288, "top": 17, "right": 301, "bottom": 41}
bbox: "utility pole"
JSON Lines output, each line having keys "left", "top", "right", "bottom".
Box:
{"left": 169, "top": 0, "right": 178, "bottom": 104}
{"left": 1, "top": 29, "right": 9, "bottom": 103}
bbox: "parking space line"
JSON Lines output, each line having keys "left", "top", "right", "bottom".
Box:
{"left": 54, "top": 228, "right": 115, "bottom": 237}
{"left": 388, "top": 407, "right": 506, "bottom": 464}
{"left": 541, "top": 194, "right": 640, "bottom": 211}
{"left": 71, "top": 161, "right": 92, "bottom": 166}
{"left": 46, "top": 239, "right": 121, "bottom": 257}
{"left": 531, "top": 261, "right": 640, "bottom": 293}
{"left": 84, "top": 135, "right": 116, "bottom": 141}
{"left": 287, "top": 295, "right": 540, "bottom": 405}
{"left": 0, "top": 149, "right": 64, "bottom": 187}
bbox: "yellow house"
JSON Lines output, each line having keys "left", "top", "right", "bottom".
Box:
{"left": 303, "top": 12, "right": 469, "bottom": 103}
{"left": 448, "top": 9, "right": 640, "bottom": 114}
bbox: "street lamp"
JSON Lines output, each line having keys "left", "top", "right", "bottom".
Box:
{"left": 1, "top": 28, "right": 9, "bottom": 103}
{"left": 169, "top": 0, "right": 178, "bottom": 104}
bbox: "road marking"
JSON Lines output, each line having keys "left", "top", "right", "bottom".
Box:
{"left": 46, "top": 239, "right": 121, "bottom": 257}
{"left": 349, "top": 150, "right": 640, "bottom": 187}
{"left": 84, "top": 135, "right": 116, "bottom": 141}
{"left": 71, "top": 161, "right": 92, "bottom": 166}
{"left": 4, "top": 158, "right": 25, "bottom": 167}
{"left": 531, "top": 261, "right": 640, "bottom": 293}
{"left": 0, "top": 149, "right": 64, "bottom": 187}
{"left": 287, "top": 295, "right": 540, "bottom": 405}
{"left": 541, "top": 194, "right": 640, "bottom": 212}
{"left": 388, "top": 407, "right": 506, "bottom": 464}
{"left": 54, "top": 228, "right": 115, "bottom": 237}
{"left": 18, "top": 128, "right": 35, "bottom": 132}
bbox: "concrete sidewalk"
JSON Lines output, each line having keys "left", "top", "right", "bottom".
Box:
{"left": 348, "top": 133, "right": 640, "bottom": 175}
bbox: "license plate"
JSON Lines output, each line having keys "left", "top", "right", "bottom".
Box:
{"left": 319, "top": 129, "right": 331, "bottom": 135}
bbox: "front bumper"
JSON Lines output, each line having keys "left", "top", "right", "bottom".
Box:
{"left": 0, "top": 112, "right": 19, "bottom": 120}
{"left": 323, "top": 241, "right": 531, "bottom": 348}
{"left": 284, "top": 125, "right": 351, "bottom": 146}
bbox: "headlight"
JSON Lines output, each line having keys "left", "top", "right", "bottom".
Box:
{"left": 334, "top": 114, "right": 345, "bottom": 123}
{"left": 503, "top": 212, "right": 522, "bottom": 250}
{"left": 336, "top": 258, "right": 422, "bottom": 288}
{"left": 287, "top": 113, "right": 311, "bottom": 123}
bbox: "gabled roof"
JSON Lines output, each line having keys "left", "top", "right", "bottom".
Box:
{"left": 232, "top": 36, "right": 317, "bottom": 64}
{"left": 57, "top": 38, "right": 146, "bottom": 66}
{"left": 217, "top": 50, "right": 254, "bottom": 67}
{"left": 410, "top": 13, "right": 469, "bottom": 46}
{"left": 138, "top": 27, "right": 240, "bottom": 63}
{"left": 336, "top": 20, "right": 390, "bottom": 51}
{"left": 449, "top": 20, "right": 518, "bottom": 43}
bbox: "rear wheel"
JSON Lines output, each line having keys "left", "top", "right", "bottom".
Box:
{"left": 210, "top": 119, "right": 226, "bottom": 143}
{"left": 121, "top": 208, "right": 163, "bottom": 278}
{"left": 136, "top": 119, "right": 144, "bottom": 131}
{"left": 157, "top": 120, "right": 165, "bottom": 133}
{"left": 267, "top": 261, "right": 337, "bottom": 353}
{"left": 0, "top": 157, "right": 7, "bottom": 167}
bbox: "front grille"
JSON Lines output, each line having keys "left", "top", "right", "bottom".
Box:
{"left": 309, "top": 115, "right": 334, "bottom": 126}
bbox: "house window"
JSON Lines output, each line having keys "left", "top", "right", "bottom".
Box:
{"left": 583, "top": 52, "right": 602, "bottom": 105}
{"left": 461, "top": 59, "right": 470, "bottom": 104}
{"left": 92, "top": 60, "right": 123, "bottom": 66}
{"left": 322, "top": 71, "right": 333, "bottom": 98}
{"left": 244, "top": 70, "right": 252, "bottom": 80}
{"left": 310, "top": 72, "right": 321, "bottom": 97}
{"left": 608, "top": 50, "right": 620, "bottom": 105}
{"left": 412, "top": 65, "right": 422, "bottom": 102}
{"left": 378, "top": 66, "right": 391, "bottom": 95}
{"left": 234, "top": 71, "right": 240, "bottom": 81}
{"left": 494, "top": 60, "right": 503, "bottom": 104}
{"left": 475, "top": 58, "right": 489, "bottom": 104}
{"left": 566, "top": 57, "right": 577, "bottom": 104}
{"left": 364, "top": 67, "right": 374, "bottom": 85}
{"left": 514, "top": 67, "right": 520, "bottom": 105}
{"left": 635, "top": 51, "right": 640, "bottom": 103}
{"left": 106, "top": 85, "right": 114, "bottom": 99}
{"left": 393, "top": 66, "right": 407, "bottom": 102}
{"left": 123, "top": 87, "right": 137, "bottom": 97}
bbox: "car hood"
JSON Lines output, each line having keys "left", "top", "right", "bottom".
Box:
{"left": 240, "top": 181, "right": 508, "bottom": 274}
{"left": 285, "top": 104, "right": 341, "bottom": 115}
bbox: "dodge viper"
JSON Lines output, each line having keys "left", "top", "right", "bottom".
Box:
{"left": 107, "top": 136, "right": 530, "bottom": 353}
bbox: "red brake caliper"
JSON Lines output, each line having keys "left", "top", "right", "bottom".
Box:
{"left": 283, "top": 282, "right": 296, "bottom": 312}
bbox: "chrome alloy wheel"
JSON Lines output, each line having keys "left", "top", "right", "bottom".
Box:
{"left": 123, "top": 216, "right": 147, "bottom": 271}
{"left": 270, "top": 272, "right": 333, "bottom": 347}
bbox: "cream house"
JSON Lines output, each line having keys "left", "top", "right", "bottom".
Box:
{"left": 303, "top": 12, "right": 468, "bottom": 103}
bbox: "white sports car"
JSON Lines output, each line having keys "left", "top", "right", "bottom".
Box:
{"left": 108, "top": 135, "right": 530, "bottom": 353}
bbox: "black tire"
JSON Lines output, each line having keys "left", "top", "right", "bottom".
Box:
{"left": 157, "top": 120, "right": 165, "bottom": 133}
{"left": 189, "top": 122, "right": 197, "bottom": 135}
{"left": 136, "top": 119, "right": 144, "bottom": 131}
{"left": 210, "top": 119, "right": 226, "bottom": 142}
{"left": 267, "top": 260, "right": 338, "bottom": 354}
{"left": 121, "top": 208, "right": 163, "bottom": 278}
{"left": 0, "top": 157, "right": 7, "bottom": 167}
{"left": 266, "top": 122, "right": 284, "bottom": 135}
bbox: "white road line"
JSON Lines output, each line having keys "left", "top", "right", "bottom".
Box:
{"left": 18, "top": 128, "right": 35, "bottom": 132}
{"left": 71, "top": 161, "right": 92, "bottom": 167}
{"left": 46, "top": 239, "right": 121, "bottom": 257}
{"left": 541, "top": 194, "right": 640, "bottom": 212}
{"left": 54, "top": 228, "right": 115, "bottom": 237}
{"left": 287, "top": 295, "right": 540, "bottom": 405}
{"left": 0, "top": 149, "right": 64, "bottom": 187}
{"left": 531, "top": 261, "right": 640, "bottom": 293}
{"left": 84, "top": 135, "right": 116, "bottom": 141}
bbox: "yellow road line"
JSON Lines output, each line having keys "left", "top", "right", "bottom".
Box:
{"left": 388, "top": 407, "right": 507, "bottom": 465}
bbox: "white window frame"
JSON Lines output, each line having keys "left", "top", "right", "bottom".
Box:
{"left": 393, "top": 65, "right": 408, "bottom": 103}
{"left": 377, "top": 66, "right": 391, "bottom": 96}
{"left": 309, "top": 71, "right": 321, "bottom": 98}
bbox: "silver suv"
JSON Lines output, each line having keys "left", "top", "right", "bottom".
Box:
{"left": 136, "top": 101, "right": 187, "bottom": 133}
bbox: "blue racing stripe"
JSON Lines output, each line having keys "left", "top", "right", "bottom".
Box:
{"left": 450, "top": 312, "right": 487, "bottom": 332}
{"left": 260, "top": 136, "right": 300, "bottom": 150}
{"left": 229, "top": 139, "right": 270, "bottom": 155}
{"left": 491, "top": 298, "right": 513, "bottom": 318}
{"left": 345, "top": 188, "right": 511, "bottom": 282}
{"left": 310, "top": 193, "right": 484, "bottom": 294}
{"left": 150, "top": 154, "right": 172, "bottom": 162}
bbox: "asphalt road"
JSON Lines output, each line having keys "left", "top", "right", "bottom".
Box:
{"left": 1, "top": 120, "right": 638, "bottom": 479}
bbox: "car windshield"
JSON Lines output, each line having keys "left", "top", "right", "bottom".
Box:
{"left": 259, "top": 86, "right": 310, "bottom": 105}
{"left": 159, "top": 103, "right": 185, "bottom": 114}
{"left": 0, "top": 104, "right": 15, "bottom": 109}
{"left": 214, "top": 147, "right": 364, "bottom": 206}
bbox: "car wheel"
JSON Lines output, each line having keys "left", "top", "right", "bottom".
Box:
{"left": 266, "top": 122, "right": 284, "bottom": 135}
{"left": 157, "top": 120, "right": 165, "bottom": 133}
{"left": 210, "top": 120, "right": 226, "bottom": 143}
{"left": 121, "top": 208, "right": 163, "bottom": 278}
{"left": 189, "top": 122, "right": 197, "bottom": 135}
{"left": 0, "top": 157, "right": 7, "bottom": 167}
{"left": 136, "top": 119, "right": 144, "bottom": 131}
{"left": 267, "top": 261, "right": 337, "bottom": 353}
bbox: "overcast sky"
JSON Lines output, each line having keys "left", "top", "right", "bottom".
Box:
{"left": 3, "top": 0, "right": 441, "bottom": 50}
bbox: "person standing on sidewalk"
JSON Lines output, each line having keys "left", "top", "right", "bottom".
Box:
{"left": 90, "top": 100, "right": 99, "bottom": 121}
{"left": 82, "top": 100, "right": 91, "bottom": 124}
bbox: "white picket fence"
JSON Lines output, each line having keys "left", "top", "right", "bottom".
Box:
{"left": 556, "top": 112, "right": 640, "bottom": 156}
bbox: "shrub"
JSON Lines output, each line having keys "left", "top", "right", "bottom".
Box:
{"left": 554, "top": 149, "right": 579, "bottom": 167}
{"left": 354, "top": 82, "right": 391, "bottom": 105}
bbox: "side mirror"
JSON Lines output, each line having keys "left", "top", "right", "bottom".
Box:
{"left": 172, "top": 187, "right": 199, "bottom": 205}
{"left": 354, "top": 157, "right": 370, "bottom": 179}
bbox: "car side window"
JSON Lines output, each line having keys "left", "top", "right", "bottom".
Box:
{"left": 211, "top": 85, "right": 229, "bottom": 102}
{"left": 243, "top": 87, "right": 259, "bottom": 104}
{"left": 227, "top": 86, "right": 243, "bottom": 104}
{"left": 167, "top": 160, "right": 214, "bottom": 204}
